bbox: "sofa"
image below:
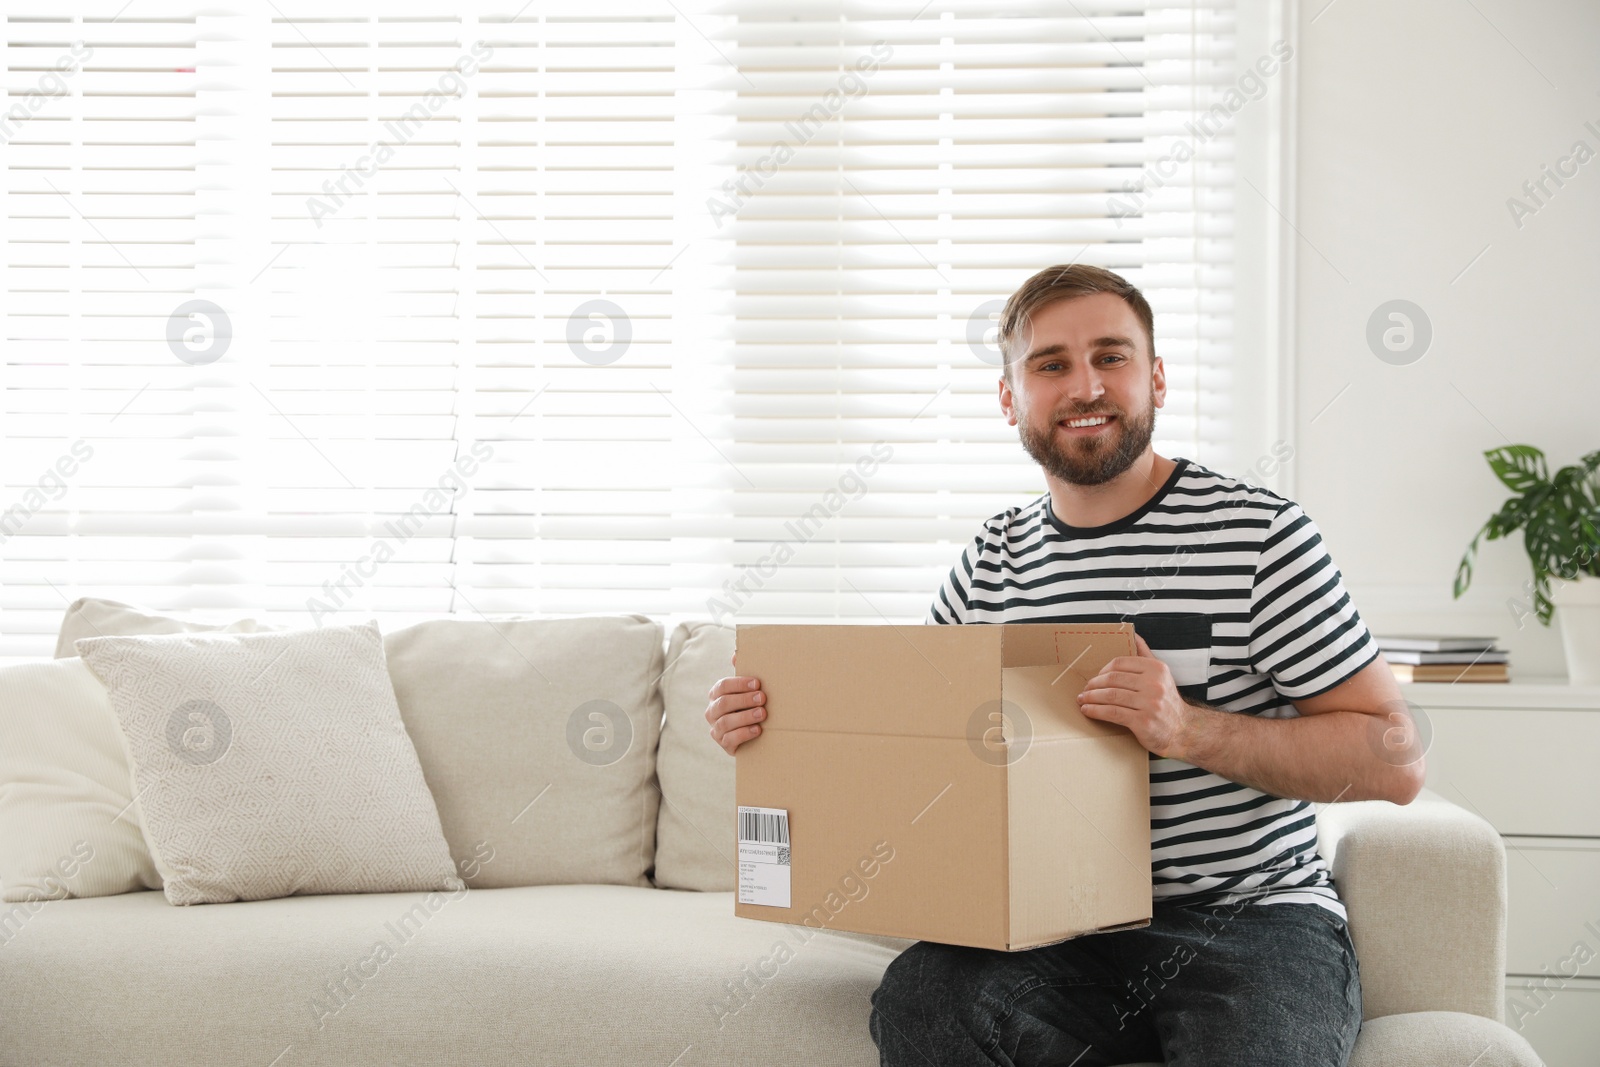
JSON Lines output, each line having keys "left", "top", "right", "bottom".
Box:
{"left": 0, "top": 603, "right": 1546, "bottom": 1066}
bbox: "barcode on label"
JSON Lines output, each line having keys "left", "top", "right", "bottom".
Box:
{"left": 739, "top": 806, "right": 789, "bottom": 845}
{"left": 737, "top": 805, "right": 792, "bottom": 907}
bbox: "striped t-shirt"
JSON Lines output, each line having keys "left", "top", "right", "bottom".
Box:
{"left": 926, "top": 455, "right": 1379, "bottom": 918}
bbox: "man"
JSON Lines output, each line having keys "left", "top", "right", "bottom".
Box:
{"left": 704, "top": 264, "right": 1423, "bottom": 1066}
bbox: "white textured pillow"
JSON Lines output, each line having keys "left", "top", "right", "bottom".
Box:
{"left": 75, "top": 622, "right": 462, "bottom": 906}
{"left": 54, "top": 597, "right": 275, "bottom": 659}
{"left": 0, "top": 657, "right": 162, "bottom": 902}
{"left": 652, "top": 621, "right": 737, "bottom": 891}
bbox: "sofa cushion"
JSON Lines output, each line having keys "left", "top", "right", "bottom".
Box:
{"left": 382, "top": 615, "right": 664, "bottom": 889}
{"left": 6, "top": 883, "right": 1538, "bottom": 1067}
{"left": 54, "top": 597, "right": 276, "bottom": 659}
{"left": 51, "top": 600, "right": 667, "bottom": 890}
{"left": 0, "top": 657, "right": 161, "bottom": 901}
{"left": 653, "top": 621, "right": 737, "bottom": 891}
{"left": 1344, "top": 1011, "right": 1544, "bottom": 1066}
{"left": 0, "top": 883, "right": 913, "bottom": 1067}
{"left": 75, "top": 623, "right": 462, "bottom": 906}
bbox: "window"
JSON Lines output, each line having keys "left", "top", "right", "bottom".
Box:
{"left": 1, "top": 0, "right": 1285, "bottom": 656}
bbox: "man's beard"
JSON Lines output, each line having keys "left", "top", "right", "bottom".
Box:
{"left": 1016, "top": 394, "right": 1156, "bottom": 487}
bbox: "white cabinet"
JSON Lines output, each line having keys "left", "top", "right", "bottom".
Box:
{"left": 1501, "top": 839, "right": 1600, "bottom": 980}
{"left": 1504, "top": 978, "right": 1600, "bottom": 1067}
{"left": 1409, "top": 678, "right": 1600, "bottom": 1067}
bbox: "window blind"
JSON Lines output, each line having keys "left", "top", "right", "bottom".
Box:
{"left": 706, "top": 0, "right": 1247, "bottom": 622}
{"left": 1, "top": 0, "right": 1264, "bottom": 656}
{"left": 1, "top": 0, "right": 728, "bottom": 655}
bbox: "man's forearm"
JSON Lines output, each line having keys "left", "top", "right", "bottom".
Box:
{"left": 1169, "top": 701, "right": 1420, "bottom": 804}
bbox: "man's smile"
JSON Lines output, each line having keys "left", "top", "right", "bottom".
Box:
{"left": 1058, "top": 413, "right": 1117, "bottom": 436}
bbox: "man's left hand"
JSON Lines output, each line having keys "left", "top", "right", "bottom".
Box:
{"left": 1077, "top": 632, "right": 1195, "bottom": 760}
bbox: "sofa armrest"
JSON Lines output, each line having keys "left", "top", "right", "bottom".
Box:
{"left": 1316, "top": 787, "right": 1507, "bottom": 1023}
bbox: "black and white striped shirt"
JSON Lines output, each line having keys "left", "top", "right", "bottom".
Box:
{"left": 926, "top": 456, "right": 1379, "bottom": 918}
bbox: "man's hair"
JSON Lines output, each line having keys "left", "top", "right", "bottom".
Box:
{"left": 997, "top": 264, "right": 1155, "bottom": 378}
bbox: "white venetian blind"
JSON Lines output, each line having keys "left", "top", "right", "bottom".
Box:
{"left": 1, "top": 0, "right": 1257, "bottom": 656}
{"left": 254, "top": 2, "right": 719, "bottom": 625}
{"left": 0, "top": 0, "right": 726, "bottom": 655}
{"left": 706, "top": 0, "right": 1242, "bottom": 622}
{"left": 3, "top": 3, "right": 212, "bottom": 655}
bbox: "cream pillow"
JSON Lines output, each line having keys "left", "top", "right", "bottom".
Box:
{"left": 652, "top": 621, "right": 737, "bottom": 891}
{"left": 382, "top": 615, "right": 664, "bottom": 889}
{"left": 0, "top": 657, "right": 162, "bottom": 901}
{"left": 75, "top": 622, "right": 462, "bottom": 906}
{"left": 55, "top": 596, "right": 275, "bottom": 659}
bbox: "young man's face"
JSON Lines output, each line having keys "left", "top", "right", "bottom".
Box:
{"left": 998, "top": 292, "right": 1166, "bottom": 487}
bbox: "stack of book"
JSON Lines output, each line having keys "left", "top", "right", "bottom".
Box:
{"left": 1375, "top": 635, "right": 1509, "bottom": 683}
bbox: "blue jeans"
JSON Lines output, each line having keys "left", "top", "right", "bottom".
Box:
{"left": 869, "top": 900, "right": 1361, "bottom": 1067}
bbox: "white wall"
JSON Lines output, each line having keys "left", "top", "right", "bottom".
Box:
{"left": 1291, "top": 0, "right": 1600, "bottom": 677}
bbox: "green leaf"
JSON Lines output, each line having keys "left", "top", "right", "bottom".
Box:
{"left": 1530, "top": 508, "right": 1583, "bottom": 579}
{"left": 1533, "top": 570, "right": 1557, "bottom": 626}
{"left": 1485, "top": 444, "right": 1549, "bottom": 495}
{"left": 1576, "top": 452, "right": 1600, "bottom": 509}
{"left": 1454, "top": 520, "right": 1491, "bottom": 598}
{"left": 1485, "top": 491, "right": 1539, "bottom": 539}
{"left": 1582, "top": 511, "right": 1600, "bottom": 540}
{"left": 1573, "top": 505, "right": 1600, "bottom": 576}
{"left": 1553, "top": 473, "right": 1598, "bottom": 539}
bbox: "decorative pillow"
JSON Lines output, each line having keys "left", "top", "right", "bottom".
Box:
{"left": 652, "top": 621, "right": 737, "bottom": 891}
{"left": 0, "top": 657, "right": 162, "bottom": 902}
{"left": 382, "top": 615, "right": 664, "bottom": 889}
{"left": 54, "top": 597, "right": 275, "bottom": 659}
{"left": 75, "top": 622, "right": 461, "bottom": 906}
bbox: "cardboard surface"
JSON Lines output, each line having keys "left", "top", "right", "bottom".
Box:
{"left": 733, "top": 622, "right": 1152, "bottom": 951}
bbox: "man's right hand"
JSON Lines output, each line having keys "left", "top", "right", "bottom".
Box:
{"left": 706, "top": 672, "right": 766, "bottom": 755}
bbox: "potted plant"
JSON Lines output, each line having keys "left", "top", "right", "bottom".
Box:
{"left": 1455, "top": 445, "right": 1600, "bottom": 683}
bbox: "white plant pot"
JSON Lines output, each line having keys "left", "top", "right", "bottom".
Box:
{"left": 1551, "top": 577, "right": 1600, "bottom": 685}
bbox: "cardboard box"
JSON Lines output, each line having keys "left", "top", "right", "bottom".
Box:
{"left": 733, "top": 622, "right": 1152, "bottom": 952}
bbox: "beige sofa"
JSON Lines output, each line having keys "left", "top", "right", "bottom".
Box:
{"left": 0, "top": 609, "right": 1545, "bottom": 1066}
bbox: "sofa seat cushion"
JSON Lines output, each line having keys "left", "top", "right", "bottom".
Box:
{"left": 0, "top": 884, "right": 913, "bottom": 1067}
{"left": 1344, "top": 1011, "right": 1543, "bottom": 1066}
{"left": 1, "top": 889, "right": 1544, "bottom": 1067}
